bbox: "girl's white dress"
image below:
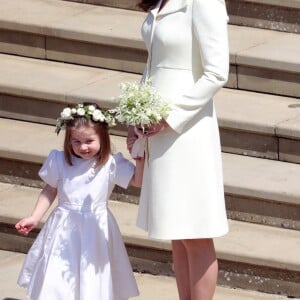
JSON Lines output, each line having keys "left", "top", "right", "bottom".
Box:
{"left": 18, "top": 150, "right": 139, "bottom": 300}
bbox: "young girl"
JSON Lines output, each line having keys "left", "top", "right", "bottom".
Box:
{"left": 16, "top": 103, "right": 143, "bottom": 300}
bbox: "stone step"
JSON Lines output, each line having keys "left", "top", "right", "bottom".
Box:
{"left": 0, "top": 250, "right": 291, "bottom": 300}
{"left": 0, "top": 118, "right": 300, "bottom": 230}
{"left": 62, "top": 0, "right": 300, "bottom": 34}
{"left": 0, "top": 186, "right": 299, "bottom": 297}
{"left": 227, "top": 0, "right": 300, "bottom": 34}
{"left": 0, "top": 0, "right": 299, "bottom": 97}
{"left": 1, "top": 54, "right": 300, "bottom": 163}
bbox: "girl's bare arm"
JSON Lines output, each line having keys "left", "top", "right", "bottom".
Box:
{"left": 130, "top": 158, "right": 145, "bottom": 188}
{"left": 15, "top": 184, "right": 57, "bottom": 235}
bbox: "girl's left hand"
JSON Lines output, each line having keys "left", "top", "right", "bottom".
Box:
{"left": 143, "top": 119, "right": 169, "bottom": 137}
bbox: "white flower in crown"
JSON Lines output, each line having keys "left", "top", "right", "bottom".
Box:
{"left": 88, "top": 105, "right": 96, "bottom": 113}
{"left": 61, "top": 107, "right": 72, "bottom": 119}
{"left": 71, "top": 108, "right": 77, "bottom": 114}
{"left": 92, "top": 109, "right": 105, "bottom": 122}
{"left": 77, "top": 107, "right": 85, "bottom": 116}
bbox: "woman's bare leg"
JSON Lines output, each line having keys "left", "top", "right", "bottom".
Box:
{"left": 183, "top": 238, "right": 218, "bottom": 300}
{"left": 172, "top": 240, "right": 191, "bottom": 300}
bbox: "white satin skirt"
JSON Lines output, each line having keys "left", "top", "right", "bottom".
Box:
{"left": 18, "top": 204, "right": 139, "bottom": 300}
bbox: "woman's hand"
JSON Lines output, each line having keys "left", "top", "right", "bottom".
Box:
{"left": 15, "top": 216, "right": 39, "bottom": 236}
{"left": 126, "top": 120, "right": 169, "bottom": 157}
{"left": 143, "top": 119, "right": 169, "bottom": 137}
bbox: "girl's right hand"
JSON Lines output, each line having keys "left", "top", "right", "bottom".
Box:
{"left": 15, "top": 217, "right": 38, "bottom": 236}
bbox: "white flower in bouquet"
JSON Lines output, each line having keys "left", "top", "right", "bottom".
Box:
{"left": 112, "top": 81, "right": 171, "bottom": 130}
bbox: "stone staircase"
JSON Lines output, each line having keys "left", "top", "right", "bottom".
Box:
{"left": 0, "top": 0, "right": 299, "bottom": 299}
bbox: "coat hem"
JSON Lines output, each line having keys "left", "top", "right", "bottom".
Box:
{"left": 137, "top": 223, "right": 229, "bottom": 241}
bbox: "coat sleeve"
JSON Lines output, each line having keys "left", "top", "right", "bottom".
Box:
{"left": 166, "top": 0, "right": 229, "bottom": 133}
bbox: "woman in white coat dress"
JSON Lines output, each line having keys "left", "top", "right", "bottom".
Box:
{"left": 128, "top": 0, "right": 229, "bottom": 299}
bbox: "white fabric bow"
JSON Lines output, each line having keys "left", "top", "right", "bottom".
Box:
{"left": 131, "top": 127, "right": 146, "bottom": 159}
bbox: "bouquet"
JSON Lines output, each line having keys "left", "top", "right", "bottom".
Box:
{"left": 112, "top": 81, "right": 171, "bottom": 158}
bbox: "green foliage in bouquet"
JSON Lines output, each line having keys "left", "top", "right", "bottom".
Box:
{"left": 112, "top": 81, "right": 171, "bottom": 128}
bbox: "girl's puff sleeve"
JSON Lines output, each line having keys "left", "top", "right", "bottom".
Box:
{"left": 166, "top": 0, "right": 229, "bottom": 133}
{"left": 39, "top": 150, "right": 60, "bottom": 188}
{"left": 110, "top": 153, "right": 135, "bottom": 189}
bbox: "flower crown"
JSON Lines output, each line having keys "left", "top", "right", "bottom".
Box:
{"left": 55, "top": 103, "right": 115, "bottom": 134}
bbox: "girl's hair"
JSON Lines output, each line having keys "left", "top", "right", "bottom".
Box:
{"left": 63, "top": 109, "right": 111, "bottom": 168}
{"left": 138, "top": 0, "right": 160, "bottom": 11}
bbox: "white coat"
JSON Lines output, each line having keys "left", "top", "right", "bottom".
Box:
{"left": 136, "top": 0, "right": 229, "bottom": 240}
